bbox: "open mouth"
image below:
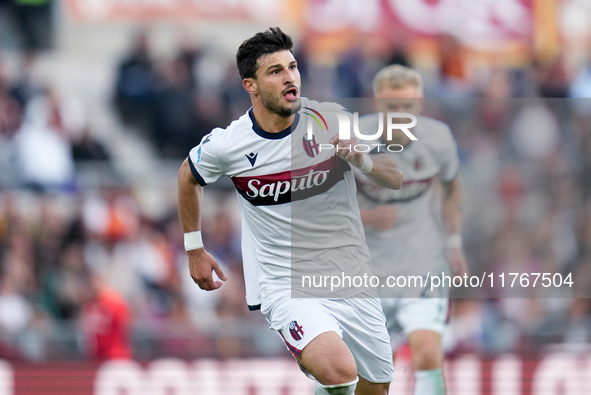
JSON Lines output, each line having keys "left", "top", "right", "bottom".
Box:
{"left": 283, "top": 87, "right": 299, "bottom": 101}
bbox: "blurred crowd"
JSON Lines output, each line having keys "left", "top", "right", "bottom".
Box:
{"left": 436, "top": 97, "right": 591, "bottom": 354}
{"left": 1, "top": 23, "right": 591, "bottom": 362}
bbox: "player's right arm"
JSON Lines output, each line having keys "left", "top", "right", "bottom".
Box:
{"left": 178, "top": 158, "right": 227, "bottom": 290}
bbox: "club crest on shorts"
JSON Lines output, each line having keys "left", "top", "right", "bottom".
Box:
{"left": 289, "top": 320, "right": 304, "bottom": 341}
{"left": 302, "top": 134, "right": 320, "bottom": 158}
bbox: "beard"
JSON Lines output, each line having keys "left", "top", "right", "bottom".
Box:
{"left": 260, "top": 88, "right": 301, "bottom": 117}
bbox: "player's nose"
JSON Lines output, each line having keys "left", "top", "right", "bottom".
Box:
{"left": 284, "top": 69, "right": 295, "bottom": 84}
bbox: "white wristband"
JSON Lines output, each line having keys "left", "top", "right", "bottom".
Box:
{"left": 447, "top": 233, "right": 462, "bottom": 249}
{"left": 357, "top": 153, "right": 374, "bottom": 174}
{"left": 184, "top": 231, "right": 203, "bottom": 251}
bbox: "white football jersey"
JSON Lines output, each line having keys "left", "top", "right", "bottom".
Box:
{"left": 355, "top": 114, "right": 460, "bottom": 293}
{"left": 189, "top": 98, "right": 373, "bottom": 311}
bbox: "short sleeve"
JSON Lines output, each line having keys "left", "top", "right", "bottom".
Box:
{"left": 188, "top": 132, "right": 224, "bottom": 186}
{"left": 437, "top": 126, "right": 460, "bottom": 184}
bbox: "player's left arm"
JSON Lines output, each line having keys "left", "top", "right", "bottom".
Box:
{"left": 442, "top": 177, "right": 468, "bottom": 277}
{"left": 329, "top": 134, "right": 403, "bottom": 189}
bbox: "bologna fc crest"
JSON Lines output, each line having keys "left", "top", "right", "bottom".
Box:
{"left": 302, "top": 134, "right": 320, "bottom": 158}
{"left": 289, "top": 320, "right": 304, "bottom": 341}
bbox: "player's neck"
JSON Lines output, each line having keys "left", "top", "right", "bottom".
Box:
{"left": 251, "top": 103, "right": 295, "bottom": 133}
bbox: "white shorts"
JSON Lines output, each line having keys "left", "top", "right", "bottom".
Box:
{"left": 264, "top": 295, "right": 394, "bottom": 384}
{"left": 381, "top": 298, "right": 448, "bottom": 341}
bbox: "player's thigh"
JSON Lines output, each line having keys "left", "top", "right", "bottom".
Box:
{"left": 299, "top": 331, "right": 358, "bottom": 385}
{"left": 266, "top": 298, "right": 356, "bottom": 383}
{"left": 338, "top": 297, "right": 394, "bottom": 385}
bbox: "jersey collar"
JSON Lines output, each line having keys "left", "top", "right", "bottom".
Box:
{"left": 248, "top": 108, "right": 300, "bottom": 140}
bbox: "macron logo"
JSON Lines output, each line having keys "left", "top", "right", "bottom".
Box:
{"left": 245, "top": 152, "right": 258, "bottom": 167}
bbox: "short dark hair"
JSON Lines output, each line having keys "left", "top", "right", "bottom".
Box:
{"left": 236, "top": 27, "right": 293, "bottom": 80}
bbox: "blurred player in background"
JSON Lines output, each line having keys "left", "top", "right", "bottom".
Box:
{"left": 355, "top": 65, "right": 467, "bottom": 395}
{"left": 178, "top": 28, "right": 404, "bottom": 395}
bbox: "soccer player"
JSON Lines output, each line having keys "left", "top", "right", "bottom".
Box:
{"left": 177, "top": 28, "right": 404, "bottom": 395}
{"left": 355, "top": 65, "right": 467, "bottom": 395}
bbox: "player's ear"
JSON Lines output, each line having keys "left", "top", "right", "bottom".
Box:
{"left": 243, "top": 78, "right": 258, "bottom": 95}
